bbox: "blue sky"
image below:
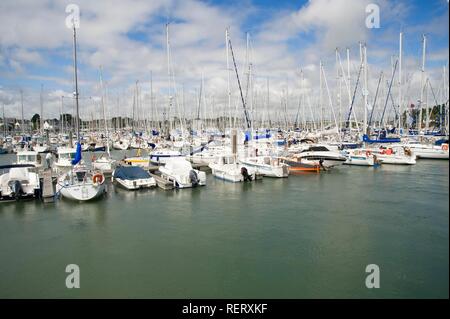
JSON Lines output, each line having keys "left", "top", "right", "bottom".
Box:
{"left": 0, "top": 0, "right": 448, "bottom": 120}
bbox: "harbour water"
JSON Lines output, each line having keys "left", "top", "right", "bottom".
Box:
{"left": 0, "top": 153, "right": 448, "bottom": 298}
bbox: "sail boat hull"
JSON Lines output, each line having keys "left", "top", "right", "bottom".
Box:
{"left": 57, "top": 182, "right": 106, "bottom": 201}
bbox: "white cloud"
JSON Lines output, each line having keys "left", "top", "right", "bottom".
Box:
{"left": 0, "top": 0, "right": 447, "bottom": 122}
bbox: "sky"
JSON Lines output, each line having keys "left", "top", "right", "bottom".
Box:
{"left": 0, "top": 0, "right": 448, "bottom": 123}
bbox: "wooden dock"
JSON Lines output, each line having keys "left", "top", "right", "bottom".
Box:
{"left": 41, "top": 169, "right": 55, "bottom": 203}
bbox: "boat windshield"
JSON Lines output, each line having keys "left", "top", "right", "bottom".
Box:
{"left": 60, "top": 153, "right": 75, "bottom": 160}
{"left": 17, "top": 155, "right": 37, "bottom": 163}
{"left": 304, "top": 146, "right": 329, "bottom": 152}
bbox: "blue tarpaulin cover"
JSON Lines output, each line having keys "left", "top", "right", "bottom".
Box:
{"left": 71, "top": 142, "right": 82, "bottom": 165}
{"left": 113, "top": 166, "right": 150, "bottom": 180}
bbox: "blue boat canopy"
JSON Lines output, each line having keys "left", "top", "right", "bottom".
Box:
{"left": 363, "top": 134, "right": 401, "bottom": 144}
{"left": 113, "top": 166, "right": 150, "bottom": 180}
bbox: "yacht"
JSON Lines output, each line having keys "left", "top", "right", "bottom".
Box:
{"left": 295, "top": 145, "right": 347, "bottom": 169}
{"left": 56, "top": 167, "right": 106, "bottom": 201}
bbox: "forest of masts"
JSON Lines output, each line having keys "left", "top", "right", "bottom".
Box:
{"left": 2, "top": 31, "right": 449, "bottom": 137}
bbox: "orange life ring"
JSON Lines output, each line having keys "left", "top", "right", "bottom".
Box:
{"left": 442, "top": 144, "right": 449, "bottom": 151}
{"left": 365, "top": 150, "right": 371, "bottom": 156}
{"left": 93, "top": 174, "right": 104, "bottom": 184}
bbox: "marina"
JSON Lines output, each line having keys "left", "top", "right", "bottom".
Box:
{"left": 0, "top": 0, "right": 448, "bottom": 301}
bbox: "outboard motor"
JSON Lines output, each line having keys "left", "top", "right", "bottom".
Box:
{"left": 8, "top": 180, "right": 24, "bottom": 199}
{"left": 189, "top": 170, "right": 199, "bottom": 187}
{"left": 241, "top": 167, "right": 253, "bottom": 182}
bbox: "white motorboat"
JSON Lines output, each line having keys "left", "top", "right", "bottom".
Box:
{"left": 343, "top": 149, "right": 380, "bottom": 166}
{"left": 159, "top": 158, "right": 206, "bottom": 188}
{"left": 241, "top": 156, "right": 289, "bottom": 178}
{"left": 0, "top": 164, "right": 41, "bottom": 201}
{"left": 189, "top": 146, "right": 230, "bottom": 166}
{"left": 112, "top": 166, "right": 156, "bottom": 190}
{"left": 295, "top": 145, "right": 347, "bottom": 168}
{"left": 402, "top": 142, "right": 449, "bottom": 160}
{"left": 369, "top": 146, "right": 416, "bottom": 165}
{"left": 150, "top": 149, "right": 185, "bottom": 165}
{"left": 56, "top": 167, "right": 106, "bottom": 201}
{"left": 209, "top": 155, "right": 258, "bottom": 183}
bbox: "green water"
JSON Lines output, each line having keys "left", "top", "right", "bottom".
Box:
{"left": 0, "top": 153, "right": 448, "bottom": 298}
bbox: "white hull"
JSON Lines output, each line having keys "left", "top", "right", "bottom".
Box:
{"left": 113, "top": 177, "right": 156, "bottom": 190}
{"left": 0, "top": 169, "right": 40, "bottom": 199}
{"left": 58, "top": 183, "right": 106, "bottom": 201}
{"left": 150, "top": 153, "right": 185, "bottom": 165}
{"left": 344, "top": 156, "right": 375, "bottom": 166}
{"left": 209, "top": 164, "right": 257, "bottom": 183}
{"left": 412, "top": 149, "right": 449, "bottom": 159}
{"left": 113, "top": 141, "right": 129, "bottom": 150}
{"left": 241, "top": 161, "right": 288, "bottom": 178}
{"left": 377, "top": 155, "right": 416, "bottom": 165}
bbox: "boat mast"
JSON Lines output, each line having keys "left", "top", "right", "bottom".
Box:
{"left": 363, "top": 44, "right": 368, "bottom": 136}
{"left": 445, "top": 64, "right": 449, "bottom": 135}
{"left": 398, "top": 31, "right": 403, "bottom": 132}
{"left": 72, "top": 25, "right": 80, "bottom": 143}
{"left": 319, "top": 60, "right": 323, "bottom": 131}
{"left": 166, "top": 23, "right": 172, "bottom": 136}
{"left": 418, "top": 34, "right": 426, "bottom": 133}
{"left": 2, "top": 103, "right": 6, "bottom": 137}
{"left": 60, "top": 96, "right": 63, "bottom": 135}
{"left": 20, "top": 89, "right": 24, "bottom": 136}
{"left": 40, "top": 84, "right": 44, "bottom": 136}
{"left": 226, "top": 28, "right": 232, "bottom": 129}
{"left": 99, "top": 66, "right": 110, "bottom": 156}
{"left": 150, "top": 71, "right": 154, "bottom": 130}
